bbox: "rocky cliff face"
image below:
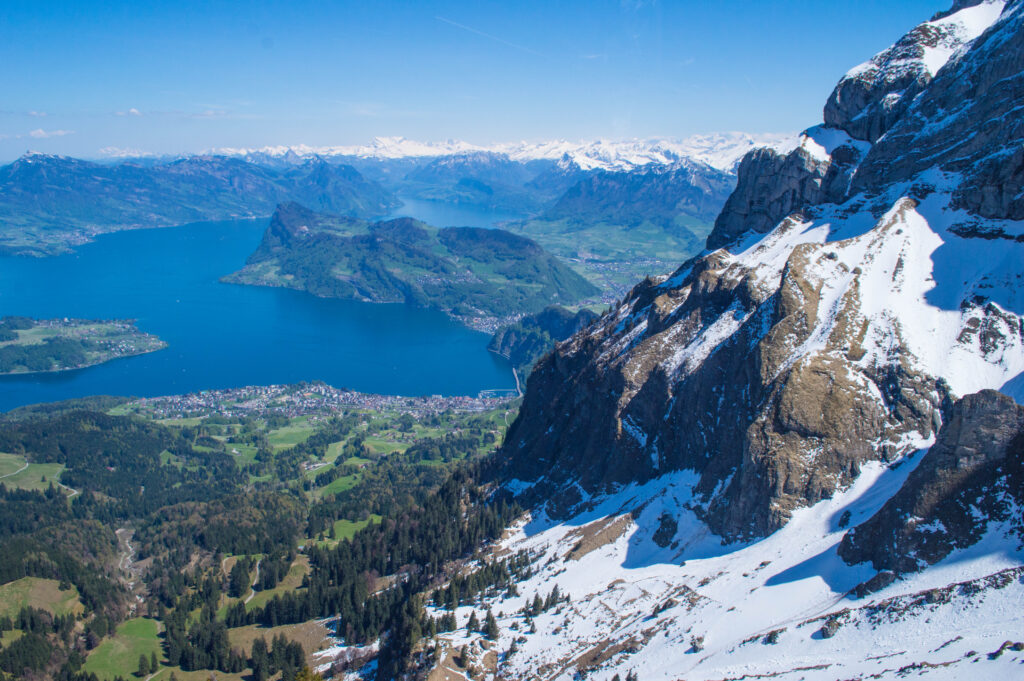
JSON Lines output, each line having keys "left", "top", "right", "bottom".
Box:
{"left": 501, "top": 0, "right": 1024, "bottom": 542}
{"left": 839, "top": 389, "right": 1024, "bottom": 573}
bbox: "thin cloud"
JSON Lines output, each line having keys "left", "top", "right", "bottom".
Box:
{"left": 99, "top": 146, "right": 154, "bottom": 158}
{"left": 27, "top": 110, "right": 47, "bottom": 117}
{"left": 621, "top": 0, "right": 658, "bottom": 9}
{"left": 27, "top": 128, "right": 74, "bottom": 139}
{"left": 436, "top": 16, "right": 545, "bottom": 58}
{"left": 340, "top": 100, "right": 426, "bottom": 119}
{"left": 142, "top": 108, "right": 236, "bottom": 120}
{"left": 188, "top": 109, "right": 231, "bottom": 119}
{"left": 116, "top": 107, "right": 143, "bottom": 117}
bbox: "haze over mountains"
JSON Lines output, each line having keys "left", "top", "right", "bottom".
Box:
{"left": 0, "top": 133, "right": 789, "bottom": 265}
{"left": 213, "top": 132, "right": 796, "bottom": 173}
{"left": 0, "top": 153, "right": 398, "bottom": 256}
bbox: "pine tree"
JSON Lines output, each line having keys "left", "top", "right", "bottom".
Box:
{"left": 483, "top": 609, "right": 499, "bottom": 640}
{"left": 137, "top": 653, "right": 150, "bottom": 677}
{"left": 150, "top": 651, "right": 158, "bottom": 673}
{"left": 466, "top": 610, "right": 479, "bottom": 633}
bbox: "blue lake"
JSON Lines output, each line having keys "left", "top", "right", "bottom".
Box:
{"left": 387, "top": 195, "right": 524, "bottom": 228}
{"left": 0, "top": 209, "right": 519, "bottom": 412}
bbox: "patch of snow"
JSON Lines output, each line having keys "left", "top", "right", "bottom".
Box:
{"left": 621, "top": 415, "right": 648, "bottom": 448}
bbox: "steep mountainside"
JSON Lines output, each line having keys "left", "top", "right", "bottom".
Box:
{"left": 543, "top": 160, "right": 734, "bottom": 231}
{"left": 433, "top": 2, "right": 1024, "bottom": 679}
{"left": 840, "top": 389, "right": 1024, "bottom": 576}
{"left": 227, "top": 203, "right": 600, "bottom": 329}
{"left": 503, "top": 0, "right": 1022, "bottom": 540}
{"left": 487, "top": 305, "right": 600, "bottom": 377}
{"left": 0, "top": 154, "right": 398, "bottom": 256}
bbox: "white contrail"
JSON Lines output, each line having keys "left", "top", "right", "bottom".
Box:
{"left": 436, "top": 16, "right": 545, "bottom": 58}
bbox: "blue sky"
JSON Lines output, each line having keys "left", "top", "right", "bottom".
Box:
{"left": 0, "top": 0, "right": 949, "bottom": 161}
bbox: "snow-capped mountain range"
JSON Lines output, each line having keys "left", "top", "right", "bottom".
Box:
{"left": 213, "top": 132, "right": 796, "bottom": 174}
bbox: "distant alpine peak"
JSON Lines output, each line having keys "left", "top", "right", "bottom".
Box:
{"left": 213, "top": 131, "right": 797, "bottom": 174}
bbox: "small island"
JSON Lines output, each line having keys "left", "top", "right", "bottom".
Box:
{"left": 0, "top": 316, "right": 166, "bottom": 375}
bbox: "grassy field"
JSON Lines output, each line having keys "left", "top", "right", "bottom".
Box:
{"left": 245, "top": 556, "right": 310, "bottom": 611}
{"left": 267, "top": 419, "right": 317, "bottom": 451}
{"left": 228, "top": 442, "right": 260, "bottom": 465}
{"left": 0, "top": 452, "right": 25, "bottom": 477}
{"left": 155, "top": 417, "right": 204, "bottom": 427}
{"left": 0, "top": 629, "right": 23, "bottom": 646}
{"left": 324, "top": 440, "right": 347, "bottom": 463}
{"left": 82, "top": 618, "right": 163, "bottom": 681}
{"left": 317, "top": 471, "right": 361, "bottom": 497}
{"left": 333, "top": 515, "right": 382, "bottom": 541}
{"left": 362, "top": 436, "right": 409, "bottom": 456}
{"left": 228, "top": 619, "right": 333, "bottom": 663}
{"left": 311, "top": 515, "right": 384, "bottom": 549}
{"left": 0, "top": 452, "right": 67, "bottom": 493}
{"left": 150, "top": 670, "right": 246, "bottom": 681}
{"left": 0, "top": 577, "right": 84, "bottom": 619}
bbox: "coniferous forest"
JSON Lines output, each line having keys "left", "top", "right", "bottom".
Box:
{"left": 0, "top": 395, "right": 518, "bottom": 681}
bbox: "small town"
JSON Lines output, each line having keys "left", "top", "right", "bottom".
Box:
{"left": 128, "top": 381, "right": 518, "bottom": 421}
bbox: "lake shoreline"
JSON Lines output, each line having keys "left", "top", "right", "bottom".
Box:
{"left": 0, "top": 317, "right": 167, "bottom": 377}
{"left": 0, "top": 219, "right": 515, "bottom": 412}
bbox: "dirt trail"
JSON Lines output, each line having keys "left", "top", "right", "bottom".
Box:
{"left": 0, "top": 462, "right": 28, "bottom": 479}
{"left": 244, "top": 558, "right": 263, "bottom": 604}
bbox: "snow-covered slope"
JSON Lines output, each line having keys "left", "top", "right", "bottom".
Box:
{"left": 214, "top": 132, "right": 795, "bottom": 174}
{"left": 438, "top": 449, "right": 1024, "bottom": 680}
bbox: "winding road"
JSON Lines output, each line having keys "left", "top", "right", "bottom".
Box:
{"left": 244, "top": 558, "right": 263, "bottom": 604}
{"left": 0, "top": 462, "right": 28, "bottom": 480}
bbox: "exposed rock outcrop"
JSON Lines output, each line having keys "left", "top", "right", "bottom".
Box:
{"left": 839, "top": 389, "right": 1024, "bottom": 573}
{"left": 822, "top": 1, "right": 993, "bottom": 143}
{"left": 708, "top": 130, "right": 866, "bottom": 250}
{"left": 851, "top": 2, "right": 1024, "bottom": 220}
